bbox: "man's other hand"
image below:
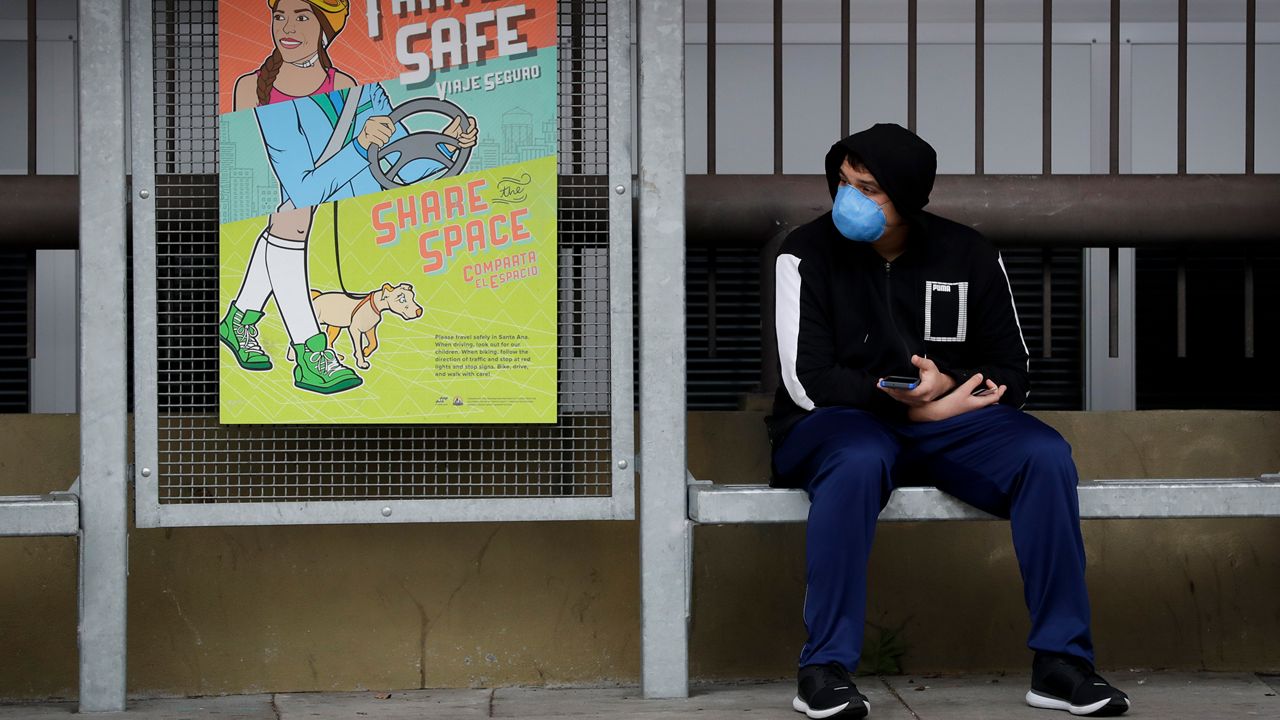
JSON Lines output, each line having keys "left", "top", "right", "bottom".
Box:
{"left": 906, "top": 373, "right": 1005, "bottom": 423}
{"left": 878, "top": 354, "right": 957, "bottom": 407}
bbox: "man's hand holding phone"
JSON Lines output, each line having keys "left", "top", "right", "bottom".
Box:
{"left": 906, "top": 373, "right": 1006, "bottom": 423}
{"left": 877, "top": 354, "right": 957, "bottom": 407}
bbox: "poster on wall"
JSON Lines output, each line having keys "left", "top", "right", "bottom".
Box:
{"left": 217, "top": 0, "right": 558, "bottom": 424}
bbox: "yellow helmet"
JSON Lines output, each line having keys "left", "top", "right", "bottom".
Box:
{"left": 267, "top": 0, "right": 349, "bottom": 38}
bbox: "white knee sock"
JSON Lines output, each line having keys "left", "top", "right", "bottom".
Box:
{"left": 233, "top": 231, "right": 273, "bottom": 313}
{"left": 265, "top": 234, "right": 320, "bottom": 344}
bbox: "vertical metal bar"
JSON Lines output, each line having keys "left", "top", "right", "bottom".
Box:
{"left": 1245, "top": 0, "right": 1255, "bottom": 174}
{"left": 1085, "top": 248, "right": 1134, "bottom": 410}
{"left": 1042, "top": 250, "right": 1053, "bottom": 358}
{"left": 773, "top": 0, "right": 783, "bottom": 174}
{"left": 606, "top": 0, "right": 637, "bottom": 521}
{"left": 707, "top": 0, "right": 716, "bottom": 174}
{"left": 1042, "top": 0, "right": 1052, "bottom": 174}
{"left": 1109, "top": 246, "right": 1119, "bottom": 357}
{"left": 1177, "top": 0, "right": 1187, "bottom": 174}
{"left": 908, "top": 0, "right": 917, "bottom": 133}
{"left": 638, "top": 0, "right": 689, "bottom": 699}
{"left": 27, "top": 0, "right": 37, "bottom": 175}
{"left": 1244, "top": 258, "right": 1254, "bottom": 359}
{"left": 975, "top": 0, "right": 984, "bottom": 175}
{"left": 841, "top": 0, "right": 850, "bottom": 137}
{"left": 78, "top": 0, "right": 128, "bottom": 712}
{"left": 1109, "top": 0, "right": 1119, "bottom": 175}
{"left": 1176, "top": 261, "right": 1187, "bottom": 358}
{"left": 131, "top": 0, "right": 161, "bottom": 528}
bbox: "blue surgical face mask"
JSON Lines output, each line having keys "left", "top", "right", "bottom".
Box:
{"left": 832, "top": 184, "right": 887, "bottom": 242}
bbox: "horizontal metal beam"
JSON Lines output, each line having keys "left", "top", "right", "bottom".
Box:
{"left": 0, "top": 176, "right": 83, "bottom": 250}
{"left": 0, "top": 493, "right": 79, "bottom": 536}
{"left": 686, "top": 174, "right": 1280, "bottom": 248}
{"left": 11, "top": 174, "right": 1280, "bottom": 251}
{"left": 137, "top": 496, "right": 632, "bottom": 529}
{"left": 690, "top": 478, "right": 1280, "bottom": 524}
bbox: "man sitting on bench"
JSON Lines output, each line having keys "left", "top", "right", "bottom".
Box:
{"left": 767, "top": 123, "right": 1131, "bottom": 719}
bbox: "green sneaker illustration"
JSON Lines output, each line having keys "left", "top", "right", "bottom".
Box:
{"left": 218, "top": 303, "right": 272, "bottom": 371}
{"left": 292, "top": 332, "right": 363, "bottom": 395}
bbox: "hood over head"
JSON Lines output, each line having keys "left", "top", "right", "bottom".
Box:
{"left": 824, "top": 123, "right": 937, "bottom": 217}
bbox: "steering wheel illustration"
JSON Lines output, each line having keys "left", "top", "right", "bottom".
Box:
{"left": 367, "top": 97, "right": 474, "bottom": 189}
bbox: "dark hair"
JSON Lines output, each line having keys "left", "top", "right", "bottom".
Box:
{"left": 255, "top": 5, "right": 336, "bottom": 107}
{"left": 844, "top": 151, "right": 868, "bottom": 172}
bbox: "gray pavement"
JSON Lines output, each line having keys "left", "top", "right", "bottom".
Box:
{"left": 1, "top": 672, "right": 1277, "bottom": 719}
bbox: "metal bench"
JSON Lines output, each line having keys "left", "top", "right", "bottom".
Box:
{"left": 0, "top": 492, "right": 79, "bottom": 537}
{"left": 688, "top": 476, "right": 1280, "bottom": 525}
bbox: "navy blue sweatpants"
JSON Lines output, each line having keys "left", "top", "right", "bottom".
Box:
{"left": 773, "top": 404, "right": 1094, "bottom": 670}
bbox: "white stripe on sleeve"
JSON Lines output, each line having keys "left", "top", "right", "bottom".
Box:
{"left": 994, "top": 253, "right": 1030, "bottom": 364}
{"left": 995, "top": 252, "right": 1031, "bottom": 405}
{"left": 776, "top": 253, "right": 816, "bottom": 411}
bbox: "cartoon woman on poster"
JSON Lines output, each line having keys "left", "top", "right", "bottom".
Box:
{"left": 218, "top": 0, "right": 479, "bottom": 394}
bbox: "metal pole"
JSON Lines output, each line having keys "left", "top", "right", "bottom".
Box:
{"left": 27, "top": 0, "right": 37, "bottom": 176}
{"left": 1177, "top": 0, "right": 1187, "bottom": 175}
{"left": 908, "top": 0, "right": 917, "bottom": 133}
{"left": 1246, "top": 0, "right": 1255, "bottom": 174}
{"left": 130, "top": 0, "right": 160, "bottom": 545}
{"left": 1109, "top": 245, "right": 1119, "bottom": 358}
{"left": 1042, "top": 0, "right": 1052, "bottom": 174}
{"left": 773, "top": 0, "right": 782, "bottom": 174}
{"left": 25, "top": 0, "right": 37, "bottom": 362}
{"left": 77, "top": 0, "right": 129, "bottom": 712}
{"left": 606, "top": 0, "right": 637, "bottom": 522}
{"left": 1109, "top": 0, "right": 1119, "bottom": 176}
{"left": 840, "top": 0, "right": 850, "bottom": 138}
{"left": 975, "top": 0, "right": 984, "bottom": 175}
{"left": 638, "top": 0, "right": 689, "bottom": 700}
{"left": 707, "top": 0, "right": 716, "bottom": 174}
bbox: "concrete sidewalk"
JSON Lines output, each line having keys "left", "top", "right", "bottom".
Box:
{"left": 2, "top": 672, "right": 1276, "bottom": 719}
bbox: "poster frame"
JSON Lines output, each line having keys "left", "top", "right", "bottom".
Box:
{"left": 132, "top": 0, "right": 635, "bottom": 528}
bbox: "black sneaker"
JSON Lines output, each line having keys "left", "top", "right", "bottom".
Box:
{"left": 793, "top": 662, "right": 870, "bottom": 719}
{"left": 1027, "top": 652, "right": 1131, "bottom": 716}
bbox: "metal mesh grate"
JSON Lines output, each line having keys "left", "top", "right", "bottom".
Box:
{"left": 150, "top": 0, "right": 612, "bottom": 502}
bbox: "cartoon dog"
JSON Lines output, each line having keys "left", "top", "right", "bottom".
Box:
{"left": 287, "top": 283, "right": 423, "bottom": 370}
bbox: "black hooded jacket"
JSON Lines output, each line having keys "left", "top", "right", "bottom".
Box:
{"left": 766, "top": 124, "right": 1030, "bottom": 468}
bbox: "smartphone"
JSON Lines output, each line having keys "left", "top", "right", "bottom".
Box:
{"left": 879, "top": 375, "right": 920, "bottom": 390}
{"left": 972, "top": 387, "right": 995, "bottom": 397}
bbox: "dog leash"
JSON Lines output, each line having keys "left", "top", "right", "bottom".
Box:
{"left": 348, "top": 291, "right": 379, "bottom": 323}
{"left": 331, "top": 200, "right": 367, "bottom": 300}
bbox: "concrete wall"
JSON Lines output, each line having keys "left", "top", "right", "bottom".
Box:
{"left": 1, "top": 411, "right": 1278, "bottom": 701}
